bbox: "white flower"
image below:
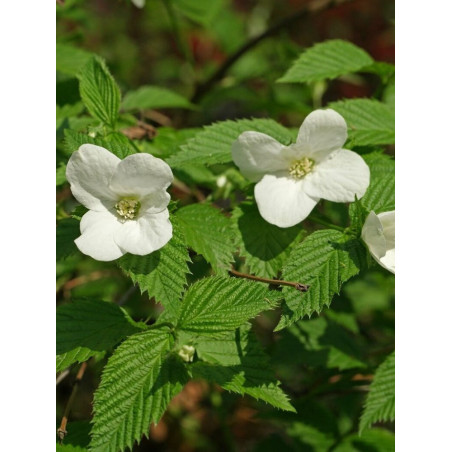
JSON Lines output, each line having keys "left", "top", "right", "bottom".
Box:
{"left": 66, "top": 144, "right": 173, "bottom": 261}
{"left": 178, "top": 345, "right": 195, "bottom": 362}
{"left": 361, "top": 210, "right": 395, "bottom": 274}
{"left": 231, "top": 109, "right": 370, "bottom": 228}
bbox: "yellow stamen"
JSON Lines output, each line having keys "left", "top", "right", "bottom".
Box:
{"left": 115, "top": 198, "right": 141, "bottom": 220}
{"left": 288, "top": 157, "right": 315, "bottom": 179}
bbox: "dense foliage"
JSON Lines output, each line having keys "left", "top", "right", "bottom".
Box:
{"left": 56, "top": 1, "right": 395, "bottom": 451}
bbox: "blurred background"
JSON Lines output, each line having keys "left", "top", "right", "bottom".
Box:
{"left": 57, "top": 0, "right": 394, "bottom": 450}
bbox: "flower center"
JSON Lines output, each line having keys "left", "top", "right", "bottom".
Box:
{"left": 115, "top": 198, "right": 141, "bottom": 220}
{"left": 288, "top": 157, "right": 315, "bottom": 179}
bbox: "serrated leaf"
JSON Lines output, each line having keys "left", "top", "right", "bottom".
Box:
{"left": 118, "top": 220, "right": 191, "bottom": 316}
{"left": 177, "top": 276, "right": 278, "bottom": 333}
{"left": 329, "top": 99, "right": 395, "bottom": 146}
{"left": 333, "top": 428, "right": 395, "bottom": 452}
{"left": 122, "top": 86, "right": 195, "bottom": 111}
{"left": 56, "top": 43, "right": 94, "bottom": 76}
{"left": 359, "top": 352, "right": 395, "bottom": 433}
{"left": 64, "top": 130, "right": 136, "bottom": 159}
{"left": 173, "top": 0, "right": 223, "bottom": 26}
{"left": 90, "top": 330, "right": 188, "bottom": 452}
{"left": 78, "top": 57, "right": 121, "bottom": 129}
{"left": 360, "top": 152, "right": 395, "bottom": 213}
{"left": 275, "top": 230, "right": 367, "bottom": 331}
{"left": 57, "top": 349, "right": 104, "bottom": 373}
{"left": 192, "top": 325, "right": 295, "bottom": 411}
{"left": 56, "top": 218, "right": 80, "bottom": 260}
{"left": 232, "top": 201, "right": 304, "bottom": 278}
{"left": 278, "top": 40, "right": 374, "bottom": 83}
{"left": 176, "top": 203, "right": 235, "bottom": 274}
{"left": 56, "top": 299, "right": 144, "bottom": 372}
{"left": 167, "top": 118, "right": 293, "bottom": 167}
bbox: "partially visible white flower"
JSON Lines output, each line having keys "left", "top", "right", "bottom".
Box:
{"left": 66, "top": 144, "right": 173, "bottom": 261}
{"left": 231, "top": 109, "right": 370, "bottom": 228}
{"left": 131, "top": 0, "right": 145, "bottom": 8}
{"left": 216, "top": 175, "right": 227, "bottom": 188}
{"left": 178, "top": 345, "right": 195, "bottom": 362}
{"left": 361, "top": 210, "right": 395, "bottom": 274}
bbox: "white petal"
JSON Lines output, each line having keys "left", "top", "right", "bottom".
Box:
{"left": 114, "top": 210, "right": 172, "bottom": 256}
{"left": 379, "top": 248, "right": 395, "bottom": 274}
{"left": 75, "top": 210, "right": 125, "bottom": 261}
{"left": 131, "top": 0, "right": 145, "bottom": 7}
{"left": 304, "top": 149, "right": 370, "bottom": 202}
{"left": 361, "top": 211, "right": 386, "bottom": 259}
{"left": 231, "top": 131, "right": 287, "bottom": 182}
{"left": 66, "top": 144, "right": 120, "bottom": 211}
{"left": 378, "top": 210, "right": 395, "bottom": 250}
{"left": 254, "top": 174, "right": 319, "bottom": 228}
{"left": 109, "top": 153, "right": 173, "bottom": 198}
{"left": 140, "top": 191, "right": 171, "bottom": 214}
{"left": 296, "top": 109, "right": 348, "bottom": 160}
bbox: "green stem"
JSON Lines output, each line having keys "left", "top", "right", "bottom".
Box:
{"left": 161, "top": 0, "right": 194, "bottom": 67}
{"left": 308, "top": 214, "right": 344, "bottom": 231}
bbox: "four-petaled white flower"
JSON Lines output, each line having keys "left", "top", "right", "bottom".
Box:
{"left": 231, "top": 109, "right": 370, "bottom": 228}
{"left": 361, "top": 210, "right": 395, "bottom": 274}
{"left": 66, "top": 144, "right": 173, "bottom": 261}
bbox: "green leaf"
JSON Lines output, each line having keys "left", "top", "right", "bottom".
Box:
{"left": 192, "top": 325, "right": 295, "bottom": 411}
{"left": 278, "top": 40, "right": 374, "bottom": 83}
{"left": 58, "top": 421, "right": 91, "bottom": 449}
{"left": 177, "top": 276, "right": 278, "bottom": 333}
{"left": 56, "top": 163, "right": 67, "bottom": 186}
{"left": 274, "top": 316, "right": 365, "bottom": 371}
{"left": 349, "top": 152, "right": 395, "bottom": 231}
{"left": 90, "top": 330, "right": 189, "bottom": 452}
{"left": 176, "top": 203, "right": 235, "bottom": 274}
{"left": 360, "top": 152, "right": 395, "bottom": 213}
{"left": 56, "top": 299, "right": 144, "bottom": 371}
{"left": 122, "top": 86, "right": 195, "bottom": 111}
{"left": 232, "top": 201, "right": 304, "bottom": 278}
{"left": 64, "top": 130, "right": 136, "bottom": 159}
{"left": 56, "top": 218, "right": 80, "bottom": 260}
{"left": 56, "top": 444, "right": 88, "bottom": 452}
{"left": 363, "top": 61, "right": 395, "bottom": 81}
{"left": 141, "top": 127, "right": 200, "bottom": 159}
{"left": 167, "top": 118, "right": 293, "bottom": 167}
{"left": 78, "top": 57, "right": 121, "bottom": 129}
{"left": 329, "top": 99, "right": 395, "bottom": 146}
{"left": 359, "top": 352, "right": 395, "bottom": 433}
{"left": 383, "top": 76, "right": 395, "bottom": 109}
{"left": 118, "top": 220, "right": 191, "bottom": 316}
{"left": 333, "top": 428, "right": 394, "bottom": 452}
{"left": 56, "top": 43, "right": 93, "bottom": 76}
{"left": 275, "top": 230, "right": 367, "bottom": 330}
{"left": 173, "top": 0, "right": 223, "bottom": 26}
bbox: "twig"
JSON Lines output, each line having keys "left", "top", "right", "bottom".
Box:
{"left": 56, "top": 368, "right": 71, "bottom": 386}
{"left": 229, "top": 268, "right": 309, "bottom": 293}
{"left": 191, "top": 0, "right": 352, "bottom": 103}
{"left": 57, "top": 361, "right": 88, "bottom": 443}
